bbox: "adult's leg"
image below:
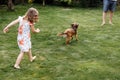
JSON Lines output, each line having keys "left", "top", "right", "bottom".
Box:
{"left": 109, "top": 11, "right": 113, "bottom": 25}
{"left": 101, "top": 0, "right": 109, "bottom": 26}
{"left": 101, "top": 12, "right": 107, "bottom": 26}
{"left": 109, "top": 1, "right": 117, "bottom": 25}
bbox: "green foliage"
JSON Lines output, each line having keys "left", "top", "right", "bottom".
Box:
{"left": 61, "top": 0, "right": 72, "bottom": 4}
{"left": 28, "top": 0, "right": 35, "bottom": 3}
{"left": 0, "top": 4, "right": 120, "bottom": 80}
{"left": 0, "top": 0, "right": 7, "bottom": 4}
{"left": 55, "top": 0, "right": 72, "bottom": 6}
{"left": 80, "top": 0, "right": 101, "bottom": 8}
{"left": 0, "top": 0, "right": 102, "bottom": 7}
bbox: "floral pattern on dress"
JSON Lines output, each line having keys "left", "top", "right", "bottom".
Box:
{"left": 17, "top": 16, "right": 32, "bottom": 52}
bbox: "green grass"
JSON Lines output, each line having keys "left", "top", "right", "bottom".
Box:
{"left": 0, "top": 4, "right": 120, "bottom": 80}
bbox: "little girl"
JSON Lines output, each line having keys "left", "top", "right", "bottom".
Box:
{"left": 3, "top": 7, "right": 40, "bottom": 69}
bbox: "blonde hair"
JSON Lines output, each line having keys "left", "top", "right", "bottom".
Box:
{"left": 25, "top": 7, "right": 39, "bottom": 23}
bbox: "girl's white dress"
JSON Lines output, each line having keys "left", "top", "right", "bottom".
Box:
{"left": 17, "top": 16, "right": 32, "bottom": 52}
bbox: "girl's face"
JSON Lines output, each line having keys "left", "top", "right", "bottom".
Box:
{"left": 34, "top": 14, "right": 38, "bottom": 19}
{"left": 33, "top": 14, "right": 39, "bottom": 22}
{"left": 26, "top": 8, "right": 39, "bottom": 23}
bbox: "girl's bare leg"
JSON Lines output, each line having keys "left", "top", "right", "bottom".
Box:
{"left": 27, "top": 49, "right": 36, "bottom": 62}
{"left": 14, "top": 51, "right": 24, "bottom": 69}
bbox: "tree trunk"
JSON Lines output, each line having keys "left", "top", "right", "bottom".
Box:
{"left": 7, "top": 0, "right": 14, "bottom": 11}
{"left": 43, "top": 0, "right": 45, "bottom": 6}
{"left": 21, "top": 0, "right": 25, "bottom": 5}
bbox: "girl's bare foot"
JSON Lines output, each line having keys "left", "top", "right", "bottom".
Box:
{"left": 14, "top": 65, "right": 20, "bottom": 69}
{"left": 30, "top": 56, "right": 36, "bottom": 62}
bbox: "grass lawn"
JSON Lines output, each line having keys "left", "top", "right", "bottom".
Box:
{"left": 0, "top": 4, "right": 120, "bottom": 80}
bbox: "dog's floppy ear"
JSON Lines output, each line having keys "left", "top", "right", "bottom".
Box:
{"left": 71, "top": 23, "right": 79, "bottom": 26}
{"left": 71, "top": 23, "right": 79, "bottom": 29}
{"left": 77, "top": 24, "right": 79, "bottom": 27}
{"left": 71, "top": 23, "right": 74, "bottom": 27}
{"left": 76, "top": 24, "right": 79, "bottom": 28}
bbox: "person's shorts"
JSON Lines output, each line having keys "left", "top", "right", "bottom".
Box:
{"left": 103, "top": 0, "right": 117, "bottom": 12}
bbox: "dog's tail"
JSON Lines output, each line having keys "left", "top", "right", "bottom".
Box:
{"left": 57, "top": 32, "right": 67, "bottom": 38}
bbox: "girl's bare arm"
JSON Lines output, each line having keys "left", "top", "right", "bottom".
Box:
{"left": 3, "top": 18, "right": 19, "bottom": 33}
{"left": 30, "top": 24, "right": 40, "bottom": 33}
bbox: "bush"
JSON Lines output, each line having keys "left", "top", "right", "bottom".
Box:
{"left": 80, "top": 0, "right": 101, "bottom": 8}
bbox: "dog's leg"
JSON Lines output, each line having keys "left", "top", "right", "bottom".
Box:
{"left": 66, "top": 37, "right": 73, "bottom": 45}
{"left": 66, "top": 37, "right": 71, "bottom": 45}
{"left": 66, "top": 38, "right": 69, "bottom": 45}
{"left": 75, "top": 35, "right": 78, "bottom": 41}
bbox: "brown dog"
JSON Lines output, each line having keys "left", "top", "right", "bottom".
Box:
{"left": 57, "top": 23, "right": 79, "bottom": 45}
